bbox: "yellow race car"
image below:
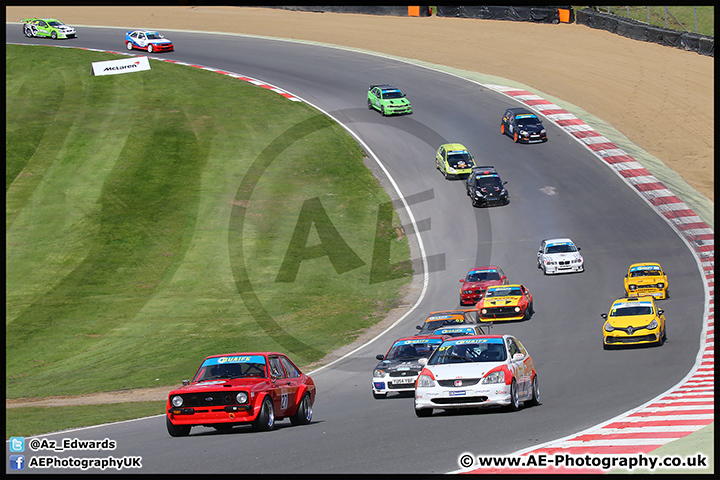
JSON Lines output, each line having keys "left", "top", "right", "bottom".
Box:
{"left": 624, "top": 262, "right": 668, "bottom": 299}
{"left": 476, "top": 284, "right": 534, "bottom": 322}
{"left": 602, "top": 296, "right": 666, "bottom": 349}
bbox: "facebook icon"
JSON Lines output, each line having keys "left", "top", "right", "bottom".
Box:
{"left": 9, "top": 455, "right": 25, "bottom": 470}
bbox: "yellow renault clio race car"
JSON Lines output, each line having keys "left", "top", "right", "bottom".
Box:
{"left": 601, "top": 296, "right": 666, "bottom": 349}
{"left": 624, "top": 262, "right": 668, "bottom": 299}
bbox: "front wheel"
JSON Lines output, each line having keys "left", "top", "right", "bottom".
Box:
{"left": 24, "top": 27, "right": 34, "bottom": 38}
{"left": 147, "top": 44, "right": 154, "bottom": 53}
{"left": 290, "top": 393, "right": 313, "bottom": 426}
{"left": 380, "top": 105, "right": 386, "bottom": 116}
{"left": 51, "top": 31, "right": 57, "bottom": 40}
{"left": 252, "top": 396, "right": 275, "bottom": 431}
{"left": 513, "top": 132, "right": 519, "bottom": 143}
{"left": 126, "top": 41, "right": 133, "bottom": 51}
{"left": 367, "top": 98, "right": 373, "bottom": 110}
{"left": 166, "top": 416, "right": 191, "bottom": 437}
{"left": 500, "top": 123, "right": 505, "bottom": 135}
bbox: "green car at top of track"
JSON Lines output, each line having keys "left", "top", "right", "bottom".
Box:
{"left": 21, "top": 18, "right": 77, "bottom": 39}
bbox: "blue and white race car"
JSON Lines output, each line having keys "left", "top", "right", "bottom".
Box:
{"left": 372, "top": 336, "right": 445, "bottom": 399}
{"left": 125, "top": 30, "right": 174, "bottom": 53}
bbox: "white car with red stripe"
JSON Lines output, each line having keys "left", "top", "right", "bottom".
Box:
{"left": 414, "top": 335, "right": 539, "bottom": 417}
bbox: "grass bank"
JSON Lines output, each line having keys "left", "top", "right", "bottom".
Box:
{"left": 6, "top": 45, "right": 412, "bottom": 436}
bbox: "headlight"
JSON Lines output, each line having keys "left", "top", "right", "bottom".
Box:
{"left": 171, "top": 395, "right": 183, "bottom": 407}
{"left": 462, "top": 290, "right": 473, "bottom": 294}
{"left": 446, "top": 167, "right": 456, "bottom": 174}
{"left": 481, "top": 370, "right": 505, "bottom": 384}
{"left": 481, "top": 308, "right": 488, "bottom": 315}
{"left": 541, "top": 129, "right": 546, "bottom": 134}
{"left": 236, "top": 392, "right": 248, "bottom": 404}
{"left": 647, "top": 319, "right": 658, "bottom": 330}
{"left": 628, "top": 285, "right": 637, "bottom": 291}
{"left": 657, "top": 283, "right": 664, "bottom": 289}
{"left": 416, "top": 374, "right": 435, "bottom": 388}
{"left": 519, "top": 130, "right": 528, "bottom": 135}
{"left": 604, "top": 323, "right": 614, "bottom": 332}
{"left": 373, "top": 369, "right": 386, "bottom": 378}
{"left": 514, "top": 307, "right": 521, "bottom": 313}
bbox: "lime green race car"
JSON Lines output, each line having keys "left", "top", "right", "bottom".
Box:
{"left": 367, "top": 84, "right": 412, "bottom": 116}
{"left": 435, "top": 143, "right": 477, "bottom": 179}
{"left": 22, "top": 18, "right": 77, "bottom": 39}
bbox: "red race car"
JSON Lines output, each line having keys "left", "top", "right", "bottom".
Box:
{"left": 459, "top": 266, "right": 508, "bottom": 305}
{"left": 166, "top": 352, "right": 316, "bottom": 436}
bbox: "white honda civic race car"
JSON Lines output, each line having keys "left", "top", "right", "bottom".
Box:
{"left": 414, "top": 335, "right": 539, "bottom": 417}
{"left": 537, "top": 237, "right": 584, "bottom": 275}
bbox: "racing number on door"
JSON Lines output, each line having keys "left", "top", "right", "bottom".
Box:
{"left": 281, "top": 393, "right": 288, "bottom": 410}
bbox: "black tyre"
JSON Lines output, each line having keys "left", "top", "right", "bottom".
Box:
{"left": 51, "top": 31, "right": 57, "bottom": 40}
{"left": 367, "top": 98, "right": 373, "bottom": 109}
{"left": 290, "top": 393, "right": 313, "bottom": 426}
{"left": 415, "top": 407, "right": 433, "bottom": 417}
{"left": 24, "top": 26, "right": 33, "bottom": 38}
{"left": 166, "top": 416, "right": 191, "bottom": 437}
{"left": 252, "top": 396, "right": 275, "bottom": 431}
{"left": 525, "top": 375, "right": 540, "bottom": 407}
{"left": 506, "top": 380, "right": 520, "bottom": 412}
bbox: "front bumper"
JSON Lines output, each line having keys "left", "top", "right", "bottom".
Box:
{"left": 415, "top": 383, "right": 511, "bottom": 410}
{"left": 473, "top": 194, "right": 508, "bottom": 206}
{"left": 604, "top": 329, "right": 663, "bottom": 346}
{"left": 478, "top": 306, "right": 525, "bottom": 322}
{"left": 544, "top": 263, "right": 584, "bottom": 274}
{"left": 384, "top": 104, "right": 412, "bottom": 115}
{"left": 519, "top": 133, "right": 547, "bottom": 143}
{"left": 167, "top": 403, "right": 256, "bottom": 426}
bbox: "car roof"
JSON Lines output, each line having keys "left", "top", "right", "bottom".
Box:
{"left": 543, "top": 237, "right": 575, "bottom": 244}
{"left": 506, "top": 107, "right": 533, "bottom": 115}
{"left": 612, "top": 296, "right": 656, "bottom": 304}
{"left": 440, "top": 143, "right": 468, "bottom": 151}
{"left": 487, "top": 284, "right": 523, "bottom": 289}
{"left": 466, "top": 265, "right": 502, "bottom": 272}
{"left": 370, "top": 84, "right": 399, "bottom": 90}
{"left": 628, "top": 262, "right": 662, "bottom": 268}
{"left": 442, "top": 334, "right": 507, "bottom": 341}
{"left": 203, "top": 352, "right": 284, "bottom": 359}
{"left": 392, "top": 335, "right": 447, "bottom": 343}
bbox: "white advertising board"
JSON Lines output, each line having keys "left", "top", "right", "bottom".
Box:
{"left": 92, "top": 56, "right": 151, "bottom": 76}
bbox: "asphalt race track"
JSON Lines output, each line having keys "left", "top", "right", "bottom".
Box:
{"left": 6, "top": 25, "right": 707, "bottom": 474}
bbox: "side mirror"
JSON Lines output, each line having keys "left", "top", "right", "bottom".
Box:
{"left": 182, "top": 379, "right": 190, "bottom": 386}
{"left": 512, "top": 353, "right": 525, "bottom": 362}
{"left": 460, "top": 279, "right": 465, "bottom": 283}
{"left": 415, "top": 325, "right": 422, "bottom": 330}
{"left": 577, "top": 247, "right": 581, "bottom": 251}
{"left": 503, "top": 181, "right": 508, "bottom": 185}
{"left": 376, "top": 354, "right": 385, "bottom": 361}
{"left": 418, "top": 358, "right": 428, "bottom": 366}
{"left": 601, "top": 313, "right": 607, "bottom": 319}
{"left": 658, "top": 310, "right": 664, "bottom": 315}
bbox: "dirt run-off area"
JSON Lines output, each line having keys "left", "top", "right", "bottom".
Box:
{"left": 5, "top": 6, "right": 714, "bottom": 408}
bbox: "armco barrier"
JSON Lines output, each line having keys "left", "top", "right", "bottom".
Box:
{"left": 576, "top": 8, "right": 714, "bottom": 57}
{"left": 436, "top": 5, "right": 574, "bottom": 24}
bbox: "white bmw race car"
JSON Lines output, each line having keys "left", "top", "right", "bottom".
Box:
{"left": 537, "top": 237, "right": 584, "bottom": 275}
{"left": 414, "top": 335, "right": 539, "bottom": 417}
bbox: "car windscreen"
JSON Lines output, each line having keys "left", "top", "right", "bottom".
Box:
{"left": 447, "top": 152, "right": 473, "bottom": 168}
{"left": 467, "top": 271, "right": 501, "bottom": 282}
{"left": 474, "top": 176, "right": 503, "bottom": 188}
{"left": 419, "top": 316, "right": 471, "bottom": 334}
{"left": 381, "top": 90, "right": 404, "bottom": 99}
{"left": 630, "top": 269, "right": 661, "bottom": 277}
{"left": 48, "top": 21, "right": 65, "bottom": 27}
{"left": 146, "top": 33, "right": 164, "bottom": 39}
{"left": 429, "top": 340, "right": 506, "bottom": 364}
{"left": 485, "top": 287, "right": 521, "bottom": 297}
{"left": 516, "top": 117, "right": 541, "bottom": 127}
{"left": 386, "top": 339, "right": 442, "bottom": 360}
{"left": 546, "top": 244, "right": 576, "bottom": 254}
{"left": 193, "top": 355, "right": 267, "bottom": 381}
{"left": 610, "top": 306, "right": 654, "bottom": 317}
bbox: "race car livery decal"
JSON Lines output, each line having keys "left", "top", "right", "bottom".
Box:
{"left": 427, "top": 314, "right": 465, "bottom": 321}
{"left": 630, "top": 265, "right": 661, "bottom": 272}
{"left": 394, "top": 338, "right": 444, "bottom": 346}
{"left": 433, "top": 326, "right": 476, "bottom": 335}
{"left": 202, "top": 355, "right": 266, "bottom": 366}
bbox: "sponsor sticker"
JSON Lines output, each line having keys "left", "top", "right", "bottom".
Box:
{"left": 92, "top": 56, "right": 151, "bottom": 76}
